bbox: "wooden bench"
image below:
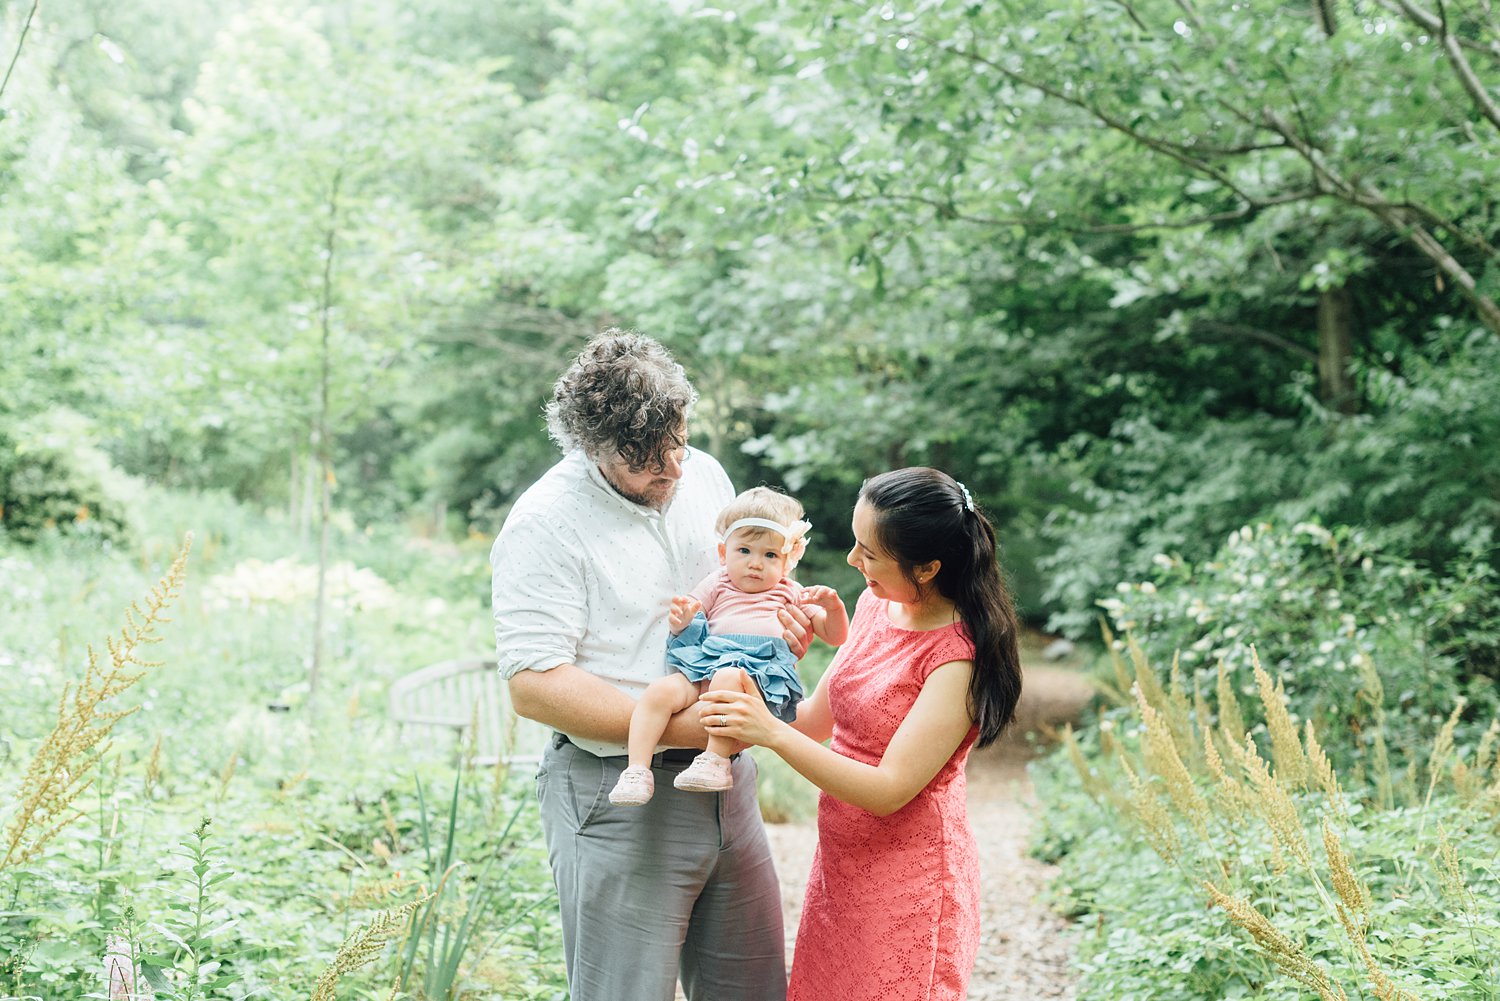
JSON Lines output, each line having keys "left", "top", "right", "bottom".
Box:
{"left": 388, "top": 657, "right": 550, "bottom": 766}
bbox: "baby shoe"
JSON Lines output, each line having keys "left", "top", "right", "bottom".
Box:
{"left": 673, "top": 751, "right": 733, "bottom": 792}
{"left": 609, "top": 765, "right": 655, "bottom": 806}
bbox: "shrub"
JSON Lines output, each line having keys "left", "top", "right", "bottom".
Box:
{"left": 1039, "top": 414, "right": 1303, "bottom": 638}
{"left": 1295, "top": 325, "right": 1500, "bottom": 572}
{"left": 0, "top": 409, "right": 132, "bottom": 545}
{"left": 1098, "top": 522, "right": 1499, "bottom": 767}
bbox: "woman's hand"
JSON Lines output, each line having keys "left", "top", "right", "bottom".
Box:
{"left": 699, "top": 689, "right": 786, "bottom": 749}
{"left": 799, "top": 584, "right": 844, "bottom": 615}
{"left": 798, "top": 585, "right": 849, "bottom": 646}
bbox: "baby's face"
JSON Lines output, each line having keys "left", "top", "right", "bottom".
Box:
{"left": 720, "top": 529, "right": 790, "bottom": 593}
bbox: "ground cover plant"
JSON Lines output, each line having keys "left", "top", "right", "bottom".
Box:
{"left": 1035, "top": 522, "right": 1500, "bottom": 1000}
{"left": 0, "top": 489, "right": 567, "bottom": 1000}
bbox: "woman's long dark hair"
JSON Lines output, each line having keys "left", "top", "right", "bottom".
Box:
{"left": 861, "top": 467, "right": 1022, "bottom": 748}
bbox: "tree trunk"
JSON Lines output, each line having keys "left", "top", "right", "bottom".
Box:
{"left": 1316, "top": 285, "right": 1358, "bottom": 414}
{"left": 298, "top": 444, "right": 315, "bottom": 549}
{"left": 288, "top": 442, "right": 300, "bottom": 527}
{"left": 1312, "top": 0, "right": 1337, "bottom": 36}
{"left": 310, "top": 168, "right": 343, "bottom": 697}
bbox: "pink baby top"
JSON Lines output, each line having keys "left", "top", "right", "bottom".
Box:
{"left": 688, "top": 569, "right": 803, "bottom": 636}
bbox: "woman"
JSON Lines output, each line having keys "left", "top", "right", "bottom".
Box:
{"left": 701, "top": 466, "right": 1023, "bottom": 1001}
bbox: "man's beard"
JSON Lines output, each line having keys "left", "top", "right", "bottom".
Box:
{"left": 601, "top": 467, "right": 678, "bottom": 510}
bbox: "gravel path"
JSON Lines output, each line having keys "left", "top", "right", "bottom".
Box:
{"left": 763, "top": 664, "right": 1091, "bottom": 1000}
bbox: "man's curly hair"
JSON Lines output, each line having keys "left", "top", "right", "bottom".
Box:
{"left": 545, "top": 329, "right": 698, "bottom": 468}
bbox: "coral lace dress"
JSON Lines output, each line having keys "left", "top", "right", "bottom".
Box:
{"left": 787, "top": 590, "right": 981, "bottom": 1001}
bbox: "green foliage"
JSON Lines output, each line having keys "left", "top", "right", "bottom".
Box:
{"left": 1045, "top": 328, "right": 1500, "bottom": 636}
{"left": 1296, "top": 327, "right": 1500, "bottom": 569}
{"left": 394, "top": 772, "right": 554, "bottom": 1000}
{"left": 1099, "top": 522, "right": 1499, "bottom": 763}
{"left": 9, "top": 0, "right": 1500, "bottom": 650}
{"left": 1034, "top": 631, "right": 1500, "bottom": 1000}
{"left": 137, "top": 818, "right": 242, "bottom": 1000}
{"left": 0, "top": 410, "right": 132, "bottom": 544}
{"left": 1039, "top": 415, "right": 1304, "bottom": 637}
{"left": 0, "top": 490, "right": 564, "bottom": 1000}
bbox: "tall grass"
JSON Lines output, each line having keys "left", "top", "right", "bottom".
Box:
{"left": 1051, "top": 637, "right": 1500, "bottom": 999}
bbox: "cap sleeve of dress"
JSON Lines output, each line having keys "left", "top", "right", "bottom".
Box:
{"left": 916, "top": 625, "right": 977, "bottom": 682}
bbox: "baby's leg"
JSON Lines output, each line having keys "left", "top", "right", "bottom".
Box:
{"left": 626, "top": 674, "right": 702, "bottom": 769}
{"left": 704, "top": 667, "right": 756, "bottom": 758}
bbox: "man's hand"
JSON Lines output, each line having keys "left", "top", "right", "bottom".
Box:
{"left": 669, "top": 595, "right": 703, "bottom": 634}
{"left": 778, "top": 602, "right": 815, "bottom": 658}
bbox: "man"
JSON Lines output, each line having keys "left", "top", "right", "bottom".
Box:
{"left": 491, "top": 330, "right": 788, "bottom": 1001}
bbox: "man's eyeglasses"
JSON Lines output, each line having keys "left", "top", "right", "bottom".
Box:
{"left": 624, "top": 441, "right": 691, "bottom": 476}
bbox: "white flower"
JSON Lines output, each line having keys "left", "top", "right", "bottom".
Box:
{"left": 1139, "top": 581, "right": 1157, "bottom": 594}
{"left": 1294, "top": 522, "right": 1332, "bottom": 543}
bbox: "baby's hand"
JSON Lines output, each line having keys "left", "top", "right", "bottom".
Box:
{"left": 669, "top": 595, "right": 703, "bottom": 633}
{"left": 800, "top": 585, "right": 845, "bottom": 615}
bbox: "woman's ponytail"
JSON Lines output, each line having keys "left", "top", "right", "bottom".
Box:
{"left": 861, "top": 468, "right": 1022, "bottom": 747}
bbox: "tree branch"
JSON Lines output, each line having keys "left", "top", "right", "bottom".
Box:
{"left": 914, "top": 31, "right": 1284, "bottom": 206}
{"left": 1261, "top": 107, "right": 1500, "bottom": 334}
{"left": 803, "top": 188, "right": 1320, "bottom": 235}
{"left": 1427, "top": 1, "right": 1500, "bottom": 132}
{"left": 0, "top": 0, "right": 40, "bottom": 106}
{"left": 1377, "top": 0, "right": 1500, "bottom": 62}
{"left": 1192, "top": 320, "right": 1319, "bottom": 362}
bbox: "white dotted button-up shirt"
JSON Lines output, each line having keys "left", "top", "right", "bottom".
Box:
{"left": 490, "top": 448, "right": 733, "bottom": 756}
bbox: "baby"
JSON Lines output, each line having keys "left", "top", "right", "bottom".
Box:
{"left": 610, "top": 486, "right": 848, "bottom": 805}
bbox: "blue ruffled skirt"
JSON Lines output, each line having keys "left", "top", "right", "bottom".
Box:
{"left": 667, "top": 613, "right": 803, "bottom": 722}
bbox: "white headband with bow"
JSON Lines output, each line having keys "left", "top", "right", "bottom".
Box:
{"left": 722, "top": 517, "right": 812, "bottom": 568}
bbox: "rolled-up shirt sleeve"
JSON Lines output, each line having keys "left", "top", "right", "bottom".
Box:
{"left": 491, "top": 511, "right": 587, "bottom": 680}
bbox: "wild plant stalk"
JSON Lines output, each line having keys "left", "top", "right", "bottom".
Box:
{"left": 93, "top": 756, "right": 126, "bottom": 930}
{"left": 309, "top": 896, "right": 425, "bottom": 1001}
{"left": 1, "top": 536, "right": 192, "bottom": 872}
{"left": 140, "top": 817, "right": 240, "bottom": 1001}
{"left": 1356, "top": 653, "right": 1396, "bottom": 810}
{"left": 1433, "top": 824, "right": 1500, "bottom": 998}
{"left": 1080, "top": 641, "right": 1457, "bottom": 999}
{"left": 1416, "top": 699, "right": 1467, "bottom": 843}
{"left": 215, "top": 750, "right": 239, "bottom": 804}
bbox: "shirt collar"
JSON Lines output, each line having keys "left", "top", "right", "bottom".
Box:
{"left": 580, "top": 451, "right": 667, "bottom": 520}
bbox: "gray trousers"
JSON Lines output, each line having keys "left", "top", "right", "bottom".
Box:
{"left": 536, "top": 736, "right": 787, "bottom": 1001}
